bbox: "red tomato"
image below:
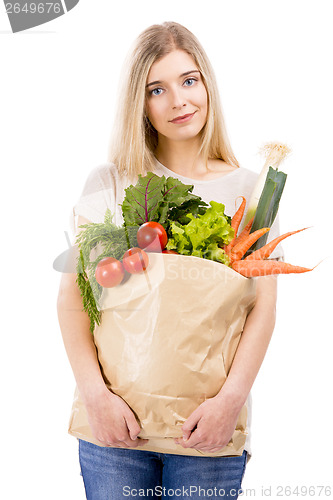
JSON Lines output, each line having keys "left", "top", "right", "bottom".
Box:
{"left": 122, "top": 247, "right": 149, "bottom": 274}
{"left": 95, "top": 257, "right": 125, "bottom": 288}
{"left": 162, "top": 249, "right": 179, "bottom": 254}
{"left": 137, "top": 222, "right": 168, "bottom": 252}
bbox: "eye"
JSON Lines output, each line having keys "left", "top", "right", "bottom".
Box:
{"left": 184, "top": 78, "right": 197, "bottom": 87}
{"left": 150, "top": 87, "right": 163, "bottom": 96}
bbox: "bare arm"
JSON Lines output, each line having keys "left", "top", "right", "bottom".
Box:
{"left": 176, "top": 275, "right": 277, "bottom": 452}
{"left": 57, "top": 216, "right": 148, "bottom": 448}
{"left": 217, "top": 275, "right": 277, "bottom": 408}
{"left": 57, "top": 271, "right": 107, "bottom": 402}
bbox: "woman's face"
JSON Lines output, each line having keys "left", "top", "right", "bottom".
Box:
{"left": 145, "top": 50, "right": 208, "bottom": 143}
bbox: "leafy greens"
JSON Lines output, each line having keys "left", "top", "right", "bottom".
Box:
{"left": 121, "top": 172, "right": 208, "bottom": 227}
{"left": 76, "top": 172, "right": 234, "bottom": 333}
{"left": 166, "top": 200, "right": 233, "bottom": 265}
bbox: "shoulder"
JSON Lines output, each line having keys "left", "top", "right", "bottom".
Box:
{"left": 235, "top": 166, "right": 259, "bottom": 183}
{"left": 81, "top": 162, "right": 124, "bottom": 194}
{"left": 74, "top": 162, "right": 127, "bottom": 225}
{"left": 228, "top": 167, "right": 259, "bottom": 199}
{"left": 218, "top": 166, "right": 259, "bottom": 204}
{"left": 86, "top": 162, "right": 120, "bottom": 183}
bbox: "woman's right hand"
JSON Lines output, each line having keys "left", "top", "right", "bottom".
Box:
{"left": 84, "top": 387, "right": 149, "bottom": 448}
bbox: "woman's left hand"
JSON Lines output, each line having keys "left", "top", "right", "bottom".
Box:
{"left": 174, "top": 395, "right": 241, "bottom": 453}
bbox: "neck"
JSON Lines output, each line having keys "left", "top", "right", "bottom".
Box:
{"left": 155, "top": 135, "right": 207, "bottom": 177}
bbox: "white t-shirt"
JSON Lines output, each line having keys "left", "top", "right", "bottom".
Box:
{"left": 72, "top": 160, "right": 284, "bottom": 458}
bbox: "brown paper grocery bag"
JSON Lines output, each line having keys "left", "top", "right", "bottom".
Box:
{"left": 68, "top": 253, "right": 256, "bottom": 457}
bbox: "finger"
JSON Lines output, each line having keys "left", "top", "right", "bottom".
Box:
{"left": 124, "top": 412, "right": 141, "bottom": 440}
{"left": 118, "top": 437, "right": 149, "bottom": 448}
{"left": 112, "top": 439, "right": 135, "bottom": 448}
{"left": 182, "top": 411, "right": 201, "bottom": 439}
{"left": 103, "top": 435, "right": 134, "bottom": 448}
{"left": 176, "top": 432, "right": 204, "bottom": 449}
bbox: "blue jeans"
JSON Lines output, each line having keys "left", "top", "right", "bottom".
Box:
{"left": 79, "top": 440, "right": 247, "bottom": 499}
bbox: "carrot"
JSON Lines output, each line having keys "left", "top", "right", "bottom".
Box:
{"left": 224, "top": 216, "right": 254, "bottom": 254}
{"left": 222, "top": 197, "right": 246, "bottom": 254}
{"left": 245, "top": 227, "right": 309, "bottom": 261}
{"left": 231, "top": 216, "right": 254, "bottom": 247}
{"left": 231, "top": 196, "right": 246, "bottom": 234}
{"left": 232, "top": 259, "right": 314, "bottom": 277}
{"left": 229, "top": 227, "right": 270, "bottom": 262}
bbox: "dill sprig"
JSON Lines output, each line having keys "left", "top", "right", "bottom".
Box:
{"left": 76, "top": 251, "right": 101, "bottom": 333}
{"left": 75, "top": 209, "right": 139, "bottom": 333}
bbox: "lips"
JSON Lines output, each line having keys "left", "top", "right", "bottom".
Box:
{"left": 170, "top": 112, "right": 196, "bottom": 124}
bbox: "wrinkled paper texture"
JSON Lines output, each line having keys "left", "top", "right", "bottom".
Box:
{"left": 69, "top": 254, "right": 256, "bottom": 457}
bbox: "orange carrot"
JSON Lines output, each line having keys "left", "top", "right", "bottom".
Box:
{"left": 232, "top": 259, "right": 313, "bottom": 277}
{"left": 245, "top": 227, "right": 309, "bottom": 261}
{"left": 232, "top": 216, "right": 254, "bottom": 247}
{"left": 231, "top": 196, "right": 246, "bottom": 235}
{"left": 230, "top": 227, "right": 270, "bottom": 262}
{"left": 222, "top": 197, "right": 246, "bottom": 254}
{"left": 224, "top": 216, "right": 254, "bottom": 254}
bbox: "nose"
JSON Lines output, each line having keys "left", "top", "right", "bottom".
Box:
{"left": 170, "top": 87, "right": 186, "bottom": 109}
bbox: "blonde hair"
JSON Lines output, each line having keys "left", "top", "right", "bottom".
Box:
{"left": 108, "top": 21, "right": 239, "bottom": 179}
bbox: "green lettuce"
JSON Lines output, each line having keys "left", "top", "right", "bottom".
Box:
{"left": 166, "top": 200, "right": 234, "bottom": 265}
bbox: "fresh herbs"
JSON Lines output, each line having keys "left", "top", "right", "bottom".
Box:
{"left": 76, "top": 251, "right": 101, "bottom": 333}
{"left": 75, "top": 209, "right": 139, "bottom": 333}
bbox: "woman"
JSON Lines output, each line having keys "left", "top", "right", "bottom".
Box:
{"left": 57, "top": 21, "right": 283, "bottom": 499}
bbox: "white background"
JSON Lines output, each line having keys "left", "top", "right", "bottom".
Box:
{"left": 1, "top": 1, "right": 332, "bottom": 498}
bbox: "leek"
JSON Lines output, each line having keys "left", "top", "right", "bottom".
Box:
{"left": 243, "top": 142, "right": 291, "bottom": 226}
{"left": 248, "top": 166, "right": 287, "bottom": 252}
